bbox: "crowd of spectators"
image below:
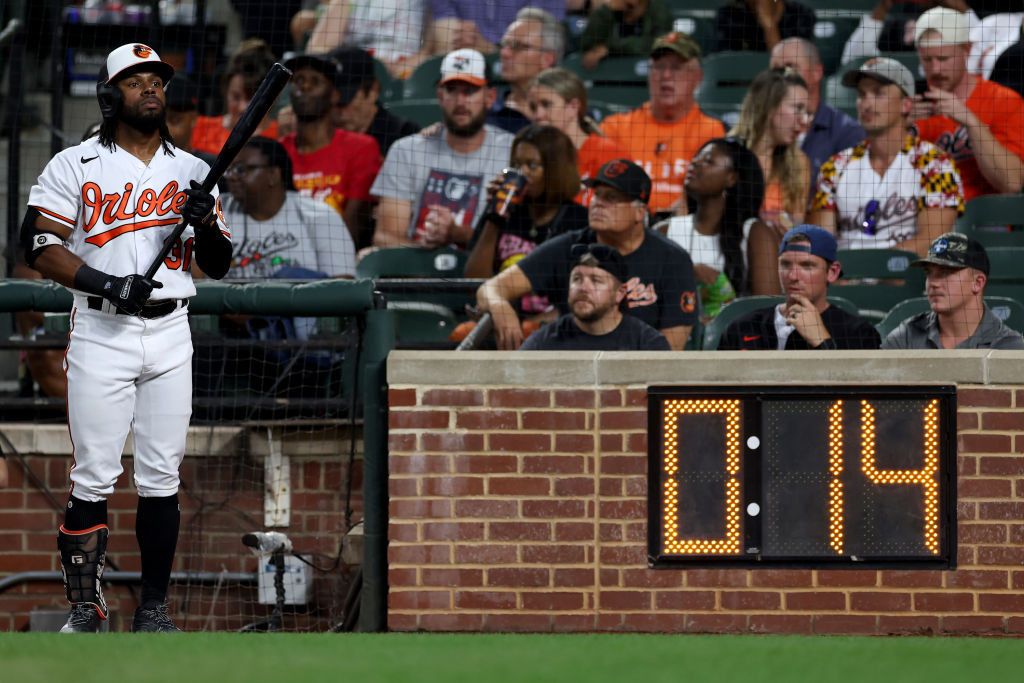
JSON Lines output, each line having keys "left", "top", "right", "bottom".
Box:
{"left": 13, "top": 0, "right": 1024, "bottom": 375}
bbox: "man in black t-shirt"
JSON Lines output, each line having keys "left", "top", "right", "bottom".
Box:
{"left": 718, "top": 225, "right": 881, "bottom": 350}
{"left": 476, "top": 159, "right": 698, "bottom": 350}
{"left": 521, "top": 244, "right": 670, "bottom": 351}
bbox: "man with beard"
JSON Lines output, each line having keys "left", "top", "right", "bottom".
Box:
{"left": 22, "top": 43, "right": 233, "bottom": 632}
{"left": 476, "top": 159, "right": 698, "bottom": 351}
{"left": 520, "top": 243, "right": 670, "bottom": 350}
{"left": 371, "top": 49, "right": 515, "bottom": 248}
{"left": 911, "top": 6, "right": 1024, "bottom": 199}
{"left": 280, "top": 53, "right": 382, "bottom": 247}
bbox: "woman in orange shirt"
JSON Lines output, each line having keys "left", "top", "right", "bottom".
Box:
{"left": 526, "top": 67, "right": 628, "bottom": 205}
{"left": 191, "top": 39, "right": 280, "bottom": 156}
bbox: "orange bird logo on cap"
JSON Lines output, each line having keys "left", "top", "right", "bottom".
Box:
{"left": 132, "top": 44, "right": 153, "bottom": 59}
{"left": 604, "top": 160, "right": 629, "bottom": 178}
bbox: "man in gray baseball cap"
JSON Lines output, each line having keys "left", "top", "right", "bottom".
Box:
{"left": 882, "top": 232, "right": 1024, "bottom": 349}
{"left": 809, "top": 57, "right": 963, "bottom": 256}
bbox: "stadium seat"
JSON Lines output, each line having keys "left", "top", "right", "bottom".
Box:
{"left": 875, "top": 295, "right": 1024, "bottom": 340}
{"left": 695, "top": 51, "right": 770, "bottom": 124}
{"left": 953, "top": 194, "right": 1024, "bottom": 248}
{"left": 389, "top": 301, "right": 460, "bottom": 347}
{"left": 402, "top": 55, "right": 445, "bottom": 99}
{"left": 374, "top": 57, "right": 401, "bottom": 103}
{"left": 563, "top": 53, "right": 650, "bottom": 84}
{"left": 831, "top": 248, "right": 925, "bottom": 323}
{"left": 813, "top": 16, "right": 860, "bottom": 77}
{"left": 703, "top": 294, "right": 858, "bottom": 350}
{"left": 356, "top": 246, "right": 467, "bottom": 279}
{"left": 669, "top": 14, "right": 715, "bottom": 56}
{"left": 824, "top": 53, "right": 922, "bottom": 118}
{"left": 382, "top": 99, "right": 443, "bottom": 128}
{"left": 356, "top": 246, "right": 472, "bottom": 313}
{"left": 981, "top": 246, "right": 1024, "bottom": 301}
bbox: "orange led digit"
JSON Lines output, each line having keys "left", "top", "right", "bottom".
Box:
{"left": 860, "top": 399, "right": 941, "bottom": 555}
{"left": 828, "top": 400, "right": 845, "bottom": 554}
{"left": 662, "top": 399, "right": 742, "bottom": 555}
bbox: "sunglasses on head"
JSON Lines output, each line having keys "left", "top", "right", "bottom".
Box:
{"left": 862, "top": 199, "right": 880, "bottom": 236}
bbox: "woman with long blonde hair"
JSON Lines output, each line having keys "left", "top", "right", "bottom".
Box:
{"left": 728, "top": 67, "right": 811, "bottom": 236}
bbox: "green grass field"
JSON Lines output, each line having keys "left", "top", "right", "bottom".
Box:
{"left": 3, "top": 632, "right": 1023, "bottom": 683}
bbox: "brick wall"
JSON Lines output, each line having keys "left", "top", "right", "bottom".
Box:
{"left": 0, "top": 425, "right": 362, "bottom": 632}
{"left": 387, "top": 351, "right": 1024, "bottom": 635}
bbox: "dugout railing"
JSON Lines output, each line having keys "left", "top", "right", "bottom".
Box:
{"left": 0, "top": 278, "right": 393, "bottom": 632}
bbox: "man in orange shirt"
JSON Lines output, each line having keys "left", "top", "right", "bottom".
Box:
{"left": 600, "top": 31, "right": 725, "bottom": 214}
{"left": 911, "top": 7, "right": 1024, "bottom": 200}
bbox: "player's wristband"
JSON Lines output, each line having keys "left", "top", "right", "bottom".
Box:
{"left": 73, "top": 264, "right": 114, "bottom": 298}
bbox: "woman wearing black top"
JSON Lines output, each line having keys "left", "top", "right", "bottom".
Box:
{"left": 465, "top": 125, "right": 589, "bottom": 284}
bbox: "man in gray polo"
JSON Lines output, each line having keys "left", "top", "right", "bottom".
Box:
{"left": 882, "top": 232, "right": 1024, "bottom": 349}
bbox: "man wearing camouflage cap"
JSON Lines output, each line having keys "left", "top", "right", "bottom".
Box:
{"left": 882, "top": 232, "right": 1024, "bottom": 349}
{"left": 600, "top": 32, "right": 725, "bottom": 214}
{"left": 809, "top": 57, "right": 963, "bottom": 256}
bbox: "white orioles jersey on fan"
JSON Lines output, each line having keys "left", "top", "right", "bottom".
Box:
{"left": 28, "top": 137, "right": 230, "bottom": 300}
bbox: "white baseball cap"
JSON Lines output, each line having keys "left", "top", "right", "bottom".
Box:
{"left": 438, "top": 49, "right": 487, "bottom": 87}
{"left": 915, "top": 7, "right": 970, "bottom": 47}
{"left": 103, "top": 43, "right": 175, "bottom": 85}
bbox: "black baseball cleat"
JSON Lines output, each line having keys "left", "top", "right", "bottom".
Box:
{"left": 59, "top": 604, "right": 107, "bottom": 633}
{"left": 131, "top": 603, "right": 182, "bottom": 633}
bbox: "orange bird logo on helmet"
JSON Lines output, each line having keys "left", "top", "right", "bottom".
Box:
{"left": 132, "top": 45, "right": 153, "bottom": 59}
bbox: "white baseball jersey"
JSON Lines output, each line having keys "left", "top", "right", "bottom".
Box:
{"left": 28, "top": 137, "right": 230, "bottom": 300}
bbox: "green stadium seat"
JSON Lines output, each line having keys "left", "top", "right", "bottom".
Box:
{"left": 669, "top": 14, "right": 715, "bottom": 56}
{"left": 356, "top": 246, "right": 472, "bottom": 313}
{"left": 402, "top": 55, "right": 445, "bottom": 99}
{"left": 382, "top": 99, "right": 442, "bottom": 128}
{"left": 875, "top": 295, "right": 1024, "bottom": 340}
{"left": 563, "top": 53, "right": 650, "bottom": 84}
{"left": 695, "top": 51, "right": 770, "bottom": 124}
{"left": 374, "top": 57, "right": 401, "bottom": 103}
{"left": 703, "top": 294, "right": 858, "bottom": 350}
{"left": 830, "top": 248, "right": 925, "bottom": 323}
{"left": 812, "top": 16, "right": 861, "bottom": 77}
{"left": 982, "top": 247, "right": 1024, "bottom": 301}
{"left": 953, "top": 194, "right": 1024, "bottom": 248}
{"left": 389, "top": 301, "right": 459, "bottom": 346}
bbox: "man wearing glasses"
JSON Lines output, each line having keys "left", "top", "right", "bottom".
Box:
{"left": 476, "top": 159, "right": 698, "bottom": 351}
{"left": 600, "top": 32, "right": 725, "bottom": 215}
{"left": 808, "top": 58, "right": 962, "bottom": 256}
{"left": 488, "top": 8, "right": 563, "bottom": 133}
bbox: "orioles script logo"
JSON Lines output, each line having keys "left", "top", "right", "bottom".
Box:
{"left": 81, "top": 181, "right": 187, "bottom": 247}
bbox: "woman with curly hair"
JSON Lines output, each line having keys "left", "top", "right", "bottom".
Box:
{"left": 658, "top": 137, "right": 768, "bottom": 317}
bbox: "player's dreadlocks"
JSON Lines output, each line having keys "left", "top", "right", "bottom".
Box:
{"left": 97, "top": 117, "right": 176, "bottom": 156}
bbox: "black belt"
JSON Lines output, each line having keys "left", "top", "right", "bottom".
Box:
{"left": 86, "top": 296, "right": 188, "bottom": 319}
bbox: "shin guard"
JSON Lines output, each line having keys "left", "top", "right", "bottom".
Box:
{"left": 57, "top": 524, "right": 109, "bottom": 620}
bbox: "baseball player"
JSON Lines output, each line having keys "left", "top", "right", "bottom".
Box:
{"left": 22, "top": 43, "right": 233, "bottom": 633}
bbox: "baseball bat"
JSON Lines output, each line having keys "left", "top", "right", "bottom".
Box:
{"left": 144, "top": 62, "right": 292, "bottom": 280}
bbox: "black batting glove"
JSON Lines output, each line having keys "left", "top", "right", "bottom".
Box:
{"left": 103, "top": 274, "right": 163, "bottom": 315}
{"left": 182, "top": 180, "right": 216, "bottom": 229}
{"left": 74, "top": 264, "right": 163, "bottom": 315}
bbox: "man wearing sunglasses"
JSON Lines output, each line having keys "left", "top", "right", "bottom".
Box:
{"left": 809, "top": 57, "right": 963, "bottom": 257}
{"left": 476, "top": 158, "right": 697, "bottom": 351}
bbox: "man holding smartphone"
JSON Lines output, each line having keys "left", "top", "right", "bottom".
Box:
{"left": 911, "top": 6, "right": 1024, "bottom": 200}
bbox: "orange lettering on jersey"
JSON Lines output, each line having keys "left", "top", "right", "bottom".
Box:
{"left": 79, "top": 180, "right": 188, "bottom": 244}
{"left": 624, "top": 277, "right": 658, "bottom": 308}
{"left": 137, "top": 188, "right": 157, "bottom": 217}
{"left": 113, "top": 183, "right": 134, "bottom": 221}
